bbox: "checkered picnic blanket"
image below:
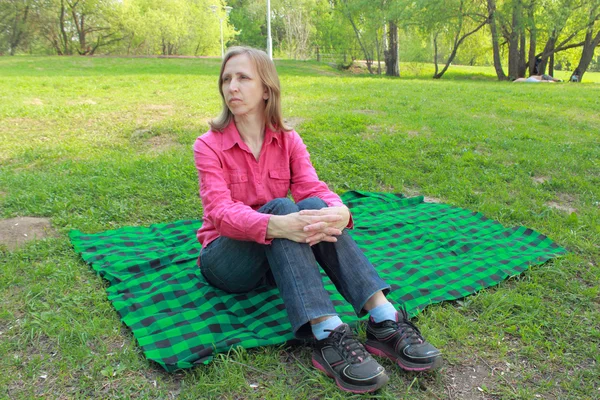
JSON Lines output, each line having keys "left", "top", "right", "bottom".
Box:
{"left": 69, "top": 191, "right": 566, "bottom": 371}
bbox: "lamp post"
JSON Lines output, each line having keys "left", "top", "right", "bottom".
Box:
{"left": 266, "top": 0, "right": 272, "bottom": 59}
{"left": 210, "top": 5, "right": 233, "bottom": 58}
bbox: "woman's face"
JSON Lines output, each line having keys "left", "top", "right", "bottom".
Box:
{"left": 221, "top": 54, "right": 268, "bottom": 119}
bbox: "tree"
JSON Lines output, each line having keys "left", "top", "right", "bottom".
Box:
{"left": 340, "top": 0, "right": 377, "bottom": 73}
{"left": 279, "top": 0, "right": 315, "bottom": 59}
{"left": 312, "top": 0, "right": 358, "bottom": 66}
{"left": 487, "top": 0, "right": 508, "bottom": 79}
{"left": 570, "top": 1, "right": 600, "bottom": 81}
{"left": 0, "top": 0, "right": 34, "bottom": 55}
{"left": 228, "top": 0, "right": 269, "bottom": 49}
{"left": 432, "top": 0, "right": 490, "bottom": 79}
{"left": 118, "top": 0, "right": 227, "bottom": 56}
{"left": 66, "top": 0, "right": 122, "bottom": 55}
{"left": 29, "top": 0, "right": 122, "bottom": 55}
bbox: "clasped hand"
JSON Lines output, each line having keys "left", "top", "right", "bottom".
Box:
{"left": 267, "top": 206, "right": 350, "bottom": 246}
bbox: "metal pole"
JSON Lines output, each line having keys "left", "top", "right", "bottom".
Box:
{"left": 267, "top": 0, "right": 272, "bottom": 59}
{"left": 220, "top": 18, "right": 224, "bottom": 58}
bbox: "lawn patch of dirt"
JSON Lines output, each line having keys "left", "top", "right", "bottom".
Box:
{"left": 67, "top": 99, "right": 97, "bottom": 106}
{"left": 283, "top": 117, "right": 305, "bottom": 129}
{"left": 145, "top": 104, "right": 174, "bottom": 111}
{"left": 406, "top": 126, "right": 432, "bottom": 138}
{"left": 423, "top": 196, "right": 444, "bottom": 203}
{"left": 361, "top": 124, "right": 398, "bottom": 140}
{"left": 403, "top": 187, "right": 444, "bottom": 203}
{"left": 0, "top": 217, "right": 57, "bottom": 251}
{"left": 546, "top": 193, "right": 577, "bottom": 214}
{"left": 353, "top": 109, "right": 379, "bottom": 115}
{"left": 532, "top": 176, "right": 549, "bottom": 184}
{"left": 25, "top": 98, "right": 44, "bottom": 106}
{"left": 443, "top": 359, "right": 502, "bottom": 400}
{"left": 147, "top": 135, "right": 177, "bottom": 153}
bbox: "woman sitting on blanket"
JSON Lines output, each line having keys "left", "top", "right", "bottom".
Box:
{"left": 193, "top": 46, "right": 442, "bottom": 393}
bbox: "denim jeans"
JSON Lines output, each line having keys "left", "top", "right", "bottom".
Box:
{"left": 199, "top": 197, "right": 390, "bottom": 338}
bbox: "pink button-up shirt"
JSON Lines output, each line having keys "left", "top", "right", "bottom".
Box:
{"left": 193, "top": 121, "right": 353, "bottom": 248}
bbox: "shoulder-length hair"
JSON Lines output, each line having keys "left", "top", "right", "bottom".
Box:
{"left": 209, "top": 46, "right": 291, "bottom": 133}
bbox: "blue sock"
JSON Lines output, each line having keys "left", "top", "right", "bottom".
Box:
{"left": 369, "top": 302, "right": 397, "bottom": 323}
{"left": 311, "top": 316, "right": 343, "bottom": 340}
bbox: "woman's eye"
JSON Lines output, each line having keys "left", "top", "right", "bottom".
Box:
{"left": 223, "top": 77, "right": 231, "bottom": 82}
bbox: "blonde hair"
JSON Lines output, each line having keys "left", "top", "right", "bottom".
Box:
{"left": 209, "top": 46, "right": 291, "bottom": 133}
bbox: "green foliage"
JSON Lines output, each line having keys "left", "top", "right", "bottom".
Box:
{"left": 227, "top": 0, "right": 269, "bottom": 49}
{"left": 116, "top": 0, "right": 231, "bottom": 56}
{"left": 0, "top": 0, "right": 32, "bottom": 55}
{"left": 3, "top": 0, "right": 600, "bottom": 80}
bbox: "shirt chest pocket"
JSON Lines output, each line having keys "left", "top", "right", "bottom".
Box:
{"left": 224, "top": 171, "right": 249, "bottom": 201}
{"left": 268, "top": 168, "right": 291, "bottom": 197}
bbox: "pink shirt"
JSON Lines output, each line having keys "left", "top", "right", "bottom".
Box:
{"left": 193, "top": 121, "right": 353, "bottom": 248}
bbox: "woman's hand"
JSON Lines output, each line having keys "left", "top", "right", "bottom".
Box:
{"left": 299, "top": 206, "right": 351, "bottom": 246}
{"left": 267, "top": 212, "right": 344, "bottom": 245}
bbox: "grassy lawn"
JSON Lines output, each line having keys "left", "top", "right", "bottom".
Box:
{"left": 1, "top": 56, "right": 599, "bottom": 399}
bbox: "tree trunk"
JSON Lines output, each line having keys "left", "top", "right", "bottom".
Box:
{"left": 508, "top": 1, "right": 519, "bottom": 79}
{"left": 571, "top": 29, "right": 600, "bottom": 82}
{"left": 537, "top": 34, "right": 557, "bottom": 75}
{"left": 527, "top": 3, "right": 537, "bottom": 75}
{"left": 8, "top": 3, "right": 30, "bottom": 55}
{"left": 433, "top": 32, "right": 439, "bottom": 77}
{"left": 375, "top": 31, "right": 381, "bottom": 75}
{"left": 518, "top": 28, "right": 527, "bottom": 77}
{"left": 487, "top": 0, "right": 507, "bottom": 80}
{"left": 385, "top": 20, "right": 399, "bottom": 76}
{"left": 59, "top": 0, "right": 71, "bottom": 55}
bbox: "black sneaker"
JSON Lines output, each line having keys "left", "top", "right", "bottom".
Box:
{"left": 312, "top": 323, "right": 389, "bottom": 393}
{"left": 365, "top": 308, "right": 442, "bottom": 371}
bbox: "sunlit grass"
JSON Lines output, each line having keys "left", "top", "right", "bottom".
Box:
{"left": 1, "top": 56, "right": 599, "bottom": 399}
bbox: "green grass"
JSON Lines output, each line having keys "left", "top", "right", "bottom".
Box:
{"left": 1, "top": 56, "right": 599, "bottom": 399}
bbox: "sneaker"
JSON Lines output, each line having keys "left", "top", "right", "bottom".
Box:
{"left": 312, "top": 323, "right": 389, "bottom": 393}
{"left": 365, "top": 308, "right": 442, "bottom": 371}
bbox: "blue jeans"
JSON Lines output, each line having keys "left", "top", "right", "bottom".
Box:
{"left": 199, "top": 197, "right": 390, "bottom": 338}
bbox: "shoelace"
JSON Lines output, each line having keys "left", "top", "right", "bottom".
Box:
{"left": 324, "top": 327, "right": 369, "bottom": 364}
{"left": 381, "top": 308, "right": 425, "bottom": 345}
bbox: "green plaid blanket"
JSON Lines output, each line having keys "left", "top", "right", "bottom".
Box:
{"left": 69, "top": 191, "right": 566, "bottom": 371}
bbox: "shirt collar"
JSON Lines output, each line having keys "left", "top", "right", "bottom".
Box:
{"left": 221, "top": 120, "right": 281, "bottom": 151}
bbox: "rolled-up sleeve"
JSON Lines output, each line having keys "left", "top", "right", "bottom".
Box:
{"left": 194, "top": 139, "right": 273, "bottom": 244}
{"left": 288, "top": 132, "right": 354, "bottom": 229}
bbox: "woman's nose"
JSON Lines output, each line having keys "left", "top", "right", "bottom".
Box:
{"left": 228, "top": 78, "right": 239, "bottom": 92}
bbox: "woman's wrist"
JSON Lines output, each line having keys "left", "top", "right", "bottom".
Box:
{"left": 266, "top": 214, "right": 286, "bottom": 239}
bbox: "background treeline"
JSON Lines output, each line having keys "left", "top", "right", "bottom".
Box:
{"left": 2, "top": 0, "right": 599, "bottom": 81}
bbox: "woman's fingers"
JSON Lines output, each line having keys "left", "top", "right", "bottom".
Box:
{"left": 298, "top": 209, "right": 326, "bottom": 215}
{"left": 303, "top": 215, "right": 342, "bottom": 232}
{"left": 308, "top": 233, "right": 338, "bottom": 246}
{"left": 303, "top": 221, "right": 327, "bottom": 232}
{"left": 305, "top": 229, "right": 341, "bottom": 245}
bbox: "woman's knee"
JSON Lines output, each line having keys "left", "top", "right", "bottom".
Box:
{"left": 260, "top": 197, "right": 299, "bottom": 215}
{"left": 297, "top": 197, "right": 328, "bottom": 211}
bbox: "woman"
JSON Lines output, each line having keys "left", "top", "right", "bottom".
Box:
{"left": 193, "top": 46, "right": 442, "bottom": 393}
{"left": 513, "top": 74, "right": 560, "bottom": 82}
